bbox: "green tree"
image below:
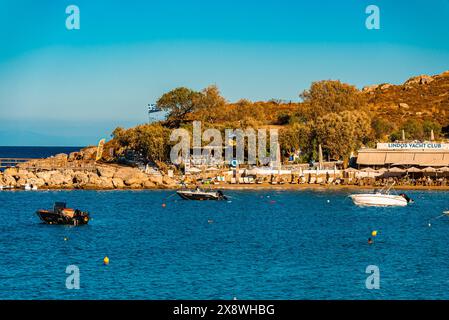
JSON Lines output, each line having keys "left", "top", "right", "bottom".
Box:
{"left": 134, "top": 124, "right": 171, "bottom": 162}
{"left": 314, "top": 110, "right": 371, "bottom": 162}
{"left": 400, "top": 119, "right": 425, "bottom": 140}
{"left": 371, "top": 117, "right": 394, "bottom": 140}
{"left": 112, "top": 127, "right": 137, "bottom": 149}
{"left": 341, "top": 111, "right": 372, "bottom": 146}
{"left": 422, "top": 120, "right": 442, "bottom": 139}
{"left": 300, "top": 80, "right": 367, "bottom": 120}
{"left": 280, "top": 123, "right": 314, "bottom": 161}
{"left": 156, "top": 87, "right": 201, "bottom": 126}
{"left": 194, "top": 85, "right": 227, "bottom": 123}
{"left": 315, "top": 113, "right": 354, "bottom": 161}
{"left": 111, "top": 124, "right": 171, "bottom": 163}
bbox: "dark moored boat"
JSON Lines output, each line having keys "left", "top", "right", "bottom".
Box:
{"left": 176, "top": 188, "right": 227, "bottom": 201}
{"left": 36, "top": 202, "right": 90, "bottom": 225}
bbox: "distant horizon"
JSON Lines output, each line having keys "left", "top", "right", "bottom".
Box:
{"left": 0, "top": 145, "right": 85, "bottom": 148}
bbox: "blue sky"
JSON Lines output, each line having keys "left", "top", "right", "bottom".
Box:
{"left": 1, "top": 0, "right": 449, "bottom": 146}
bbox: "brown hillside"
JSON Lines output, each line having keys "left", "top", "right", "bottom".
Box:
{"left": 363, "top": 70, "right": 449, "bottom": 127}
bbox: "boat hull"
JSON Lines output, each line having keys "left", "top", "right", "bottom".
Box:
{"left": 36, "top": 210, "right": 90, "bottom": 225}
{"left": 176, "top": 190, "right": 226, "bottom": 201}
{"left": 349, "top": 194, "right": 408, "bottom": 207}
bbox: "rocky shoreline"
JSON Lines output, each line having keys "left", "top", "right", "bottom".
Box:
{"left": 0, "top": 164, "right": 179, "bottom": 190}
{"left": 0, "top": 150, "right": 179, "bottom": 190}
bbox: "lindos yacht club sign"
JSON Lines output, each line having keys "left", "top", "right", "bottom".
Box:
{"left": 377, "top": 143, "right": 449, "bottom": 150}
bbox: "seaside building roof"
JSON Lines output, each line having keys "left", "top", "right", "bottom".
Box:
{"left": 357, "top": 149, "right": 449, "bottom": 167}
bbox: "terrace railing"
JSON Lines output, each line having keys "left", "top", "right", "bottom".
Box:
{"left": 0, "top": 158, "right": 97, "bottom": 172}
{"left": 0, "top": 158, "right": 34, "bottom": 169}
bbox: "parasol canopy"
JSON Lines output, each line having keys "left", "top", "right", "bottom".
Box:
{"left": 388, "top": 167, "right": 405, "bottom": 173}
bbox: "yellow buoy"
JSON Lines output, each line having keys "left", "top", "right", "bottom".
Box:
{"left": 103, "top": 256, "right": 110, "bottom": 265}
{"left": 371, "top": 230, "right": 378, "bottom": 237}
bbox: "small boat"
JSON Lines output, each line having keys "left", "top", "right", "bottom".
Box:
{"left": 36, "top": 202, "right": 90, "bottom": 225}
{"left": 349, "top": 183, "right": 412, "bottom": 207}
{"left": 176, "top": 187, "right": 227, "bottom": 200}
{"left": 24, "top": 183, "right": 38, "bottom": 191}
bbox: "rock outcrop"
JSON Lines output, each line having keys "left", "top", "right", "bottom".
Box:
{"left": 362, "top": 83, "right": 395, "bottom": 93}
{"left": 398, "top": 102, "right": 410, "bottom": 109}
{"left": 404, "top": 74, "right": 434, "bottom": 86}
{"left": 1, "top": 152, "right": 178, "bottom": 190}
{"left": 362, "top": 84, "right": 379, "bottom": 93}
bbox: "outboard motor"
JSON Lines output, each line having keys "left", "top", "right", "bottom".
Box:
{"left": 400, "top": 193, "right": 413, "bottom": 203}
{"left": 217, "top": 190, "right": 227, "bottom": 200}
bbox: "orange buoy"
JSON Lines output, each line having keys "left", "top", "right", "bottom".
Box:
{"left": 162, "top": 203, "right": 166, "bottom": 208}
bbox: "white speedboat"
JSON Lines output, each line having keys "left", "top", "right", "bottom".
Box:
{"left": 349, "top": 183, "right": 412, "bottom": 207}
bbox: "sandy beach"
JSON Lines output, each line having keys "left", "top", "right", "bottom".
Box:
{"left": 205, "top": 183, "right": 449, "bottom": 191}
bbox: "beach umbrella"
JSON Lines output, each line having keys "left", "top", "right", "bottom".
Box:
{"left": 344, "top": 167, "right": 359, "bottom": 172}
{"left": 376, "top": 167, "right": 388, "bottom": 177}
{"left": 437, "top": 167, "right": 449, "bottom": 179}
{"left": 388, "top": 167, "right": 405, "bottom": 173}
{"left": 206, "top": 167, "right": 220, "bottom": 172}
{"left": 406, "top": 166, "right": 421, "bottom": 179}
{"left": 361, "top": 167, "right": 376, "bottom": 178}
{"left": 422, "top": 166, "right": 438, "bottom": 179}
{"left": 386, "top": 167, "right": 405, "bottom": 180}
{"left": 188, "top": 167, "right": 201, "bottom": 173}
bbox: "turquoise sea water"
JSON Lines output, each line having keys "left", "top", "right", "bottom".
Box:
{"left": 0, "top": 189, "right": 448, "bottom": 300}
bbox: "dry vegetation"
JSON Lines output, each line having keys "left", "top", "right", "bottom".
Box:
{"left": 107, "top": 70, "right": 449, "bottom": 165}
